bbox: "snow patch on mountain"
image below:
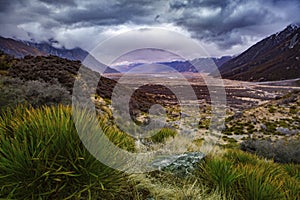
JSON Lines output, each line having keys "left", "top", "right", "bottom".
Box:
{"left": 289, "top": 33, "right": 298, "bottom": 49}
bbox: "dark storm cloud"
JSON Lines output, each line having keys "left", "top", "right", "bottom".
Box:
{"left": 0, "top": 0, "right": 163, "bottom": 28}
{"left": 169, "top": 0, "right": 228, "bottom": 10}
{"left": 0, "top": 0, "right": 299, "bottom": 53}
{"left": 51, "top": 0, "right": 163, "bottom": 26}
{"left": 0, "top": 1, "right": 11, "bottom": 12}
{"left": 167, "top": 0, "right": 300, "bottom": 49}
{"left": 39, "top": 0, "right": 77, "bottom": 7}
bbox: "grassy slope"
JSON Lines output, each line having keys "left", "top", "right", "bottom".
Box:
{"left": 0, "top": 105, "right": 299, "bottom": 199}
{"left": 0, "top": 51, "right": 299, "bottom": 199}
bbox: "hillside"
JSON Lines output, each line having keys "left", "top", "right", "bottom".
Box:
{"left": 223, "top": 89, "right": 300, "bottom": 143}
{"left": 0, "top": 36, "right": 119, "bottom": 73}
{"left": 0, "top": 52, "right": 166, "bottom": 120}
{"left": 216, "top": 24, "right": 300, "bottom": 81}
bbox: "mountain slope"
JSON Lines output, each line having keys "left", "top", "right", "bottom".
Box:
{"left": 0, "top": 36, "right": 46, "bottom": 58}
{"left": 216, "top": 24, "right": 300, "bottom": 81}
{"left": 25, "top": 41, "right": 90, "bottom": 61}
{"left": 0, "top": 36, "right": 119, "bottom": 73}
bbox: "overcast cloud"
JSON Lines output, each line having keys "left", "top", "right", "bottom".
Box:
{"left": 0, "top": 0, "right": 299, "bottom": 56}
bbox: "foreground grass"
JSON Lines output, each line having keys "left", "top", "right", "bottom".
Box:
{"left": 196, "top": 150, "right": 300, "bottom": 200}
{"left": 0, "top": 105, "right": 299, "bottom": 199}
{"left": 133, "top": 149, "right": 300, "bottom": 199}
{"left": 0, "top": 105, "right": 137, "bottom": 199}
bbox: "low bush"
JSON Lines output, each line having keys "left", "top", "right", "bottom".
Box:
{"left": 268, "top": 105, "right": 276, "bottom": 113}
{"left": 240, "top": 139, "right": 300, "bottom": 164}
{"left": 0, "top": 52, "right": 12, "bottom": 70}
{"left": 0, "top": 76, "right": 71, "bottom": 109}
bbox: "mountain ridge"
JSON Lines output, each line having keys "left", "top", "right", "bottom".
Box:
{"left": 0, "top": 36, "right": 119, "bottom": 74}
{"left": 215, "top": 24, "right": 300, "bottom": 81}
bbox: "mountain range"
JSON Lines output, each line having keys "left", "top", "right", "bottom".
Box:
{"left": 1, "top": 24, "right": 300, "bottom": 81}
{"left": 0, "top": 36, "right": 119, "bottom": 74}
{"left": 112, "top": 56, "right": 232, "bottom": 73}
{"left": 0, "top": 36, "right": 232, "bottom": 74}
{"left": 216, "top": 24, "right": 300, "bottom": 81}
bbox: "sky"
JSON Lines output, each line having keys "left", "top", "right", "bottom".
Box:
{"left": 0, "top": 0, "right": 299, "bottom": 58}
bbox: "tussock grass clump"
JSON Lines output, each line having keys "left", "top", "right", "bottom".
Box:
{"left": 223, "top": 149, "right": 260, "bottom": 165}
{"left": 150, "top": 127, "right": 177, "bottom": 143}
{"left": 283, "top": 163, "right": 300, "bottom": 181}
{"left": 228, "top": 150, "right": 300, "bottom": 200}
{"left": 237, "top": 163, "right": 285, "bottom": 200}
{"left": 196, "top": 157, "right": 240, "bottom": 198}
{"left": 195, "top": 149, "right": 300, "bottom": 200}
{"left": 0, "top": 105, "right": 135, "bottom": 199}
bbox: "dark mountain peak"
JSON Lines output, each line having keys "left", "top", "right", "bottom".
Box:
{"left": 286, "top": 23, "right": 299, "bottom": 31}
{"left": 273, "top": 24, "right": 299, "bottom": 36}
{"left": 271, "top": 23, "right": 299, "bottom": 41}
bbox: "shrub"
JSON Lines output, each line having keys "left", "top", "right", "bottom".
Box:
{"left": 0, "top": 52, "right": 12, "bottom": 70}
{"left": 198, "top": 118, "right": 210, "bottom": 129}
{"left": 240, "top": 139, "right": 300, "bottom": 164}
{"left": 268, "top": 106, "right": 276, "bottom": 113}
{"left": 0, "top": 105, "right": 135, "bottom": 199}
{"left": 8, "top": 55, "right": 80, "bottom": 93}
{"left": 289, "top": 106, "right": 297, "bottom": 114}
{"left": 222, "top": 136, "right": 237, "bottom": 143}
{"left": 0, "top": 76, "right": 71, "bottom": 109}
{"left": 0, "top": 61, "right": 10, "bottom": 70}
